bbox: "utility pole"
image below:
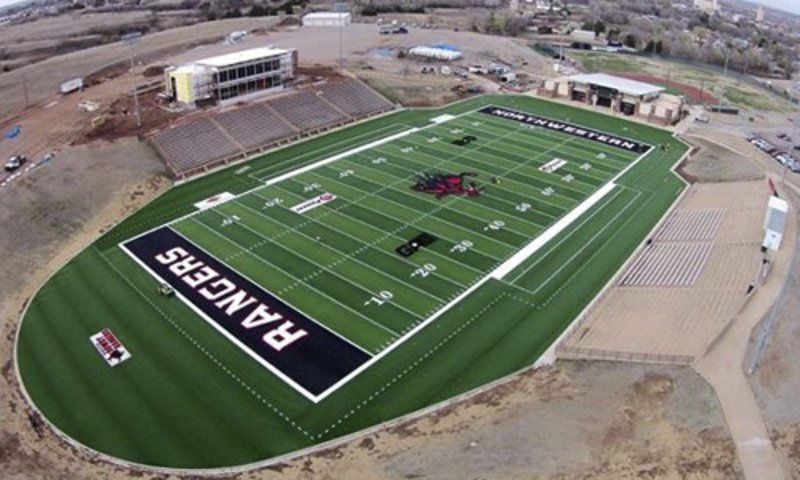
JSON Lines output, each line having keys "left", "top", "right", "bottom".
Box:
{"left": 334, "top": 2, "right": 349, "bottom": 69}
{"left": 723, "top": 48, "right": 730, "bottom": 77}
{"left": 121, "top": 32, "right": 142, "bottom": 128}
{"left": 21, "top": 70, "right": 29, "bottom": 109}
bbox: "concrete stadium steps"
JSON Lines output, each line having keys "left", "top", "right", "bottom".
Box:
{"left": 266, "top": 90, "right": 347, "bottom": 131}
{"left": 215, "top": 104, "right": 297, "bottom": 151}
{"left": 558, "top": 180, "right": 770, "bottom": 362}
{"left": 620, "top": 242, "right": 713, "bottom": 287}
{"left": 653, "top": 208, "right": 724, "bottom": 242}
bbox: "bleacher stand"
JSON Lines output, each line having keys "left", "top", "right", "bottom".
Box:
{"left": 216, "top": 104, "right": 297, "bottom": 152}
{"left": 153, "top": 119, "right": 242, "bottom": 176}
{"left": 267, "top": 90, "right": 346, "bottom": 131}
{"left": 150, "top": 79, "right": 395, "bottom": 178}
{"left": 317, "top": 79, "right": 394, "bottom": 118}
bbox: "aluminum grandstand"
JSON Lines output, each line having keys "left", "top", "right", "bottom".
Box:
{"left": 150, "top": 78, "right": 395, "bottom": 178}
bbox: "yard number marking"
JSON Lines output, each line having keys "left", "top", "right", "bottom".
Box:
{"left": 364, "top": 290, "right": 394, "bottom": 307}
{"left": 339, "top": 169, "right": 354, "bottom": 178}
{"left": 450, "top": 240, "right": 473, "bottom": 253}
{"left": 221, "top": 215, "right": 241, "bottom": 227}
{"left": 516, "top": 202, "right": 532, "bottom": 213}
{"left": 263, "top": 197, "right": 283, "bottom": 208}
{"left": 542, "top": 186, "right": 555, "bottom": 197}
{"left": 304, "top": 182, "right": 322, "bottom": 193}
{"left": 372, "top": 157, "right": 387, "bottom": 165}
{"left": 484, "top": 220, "right": 505, "bottom": 232}
{"left": 411, "top": 263, "right": 437, "bottom": 278}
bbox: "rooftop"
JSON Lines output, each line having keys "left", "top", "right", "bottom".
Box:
{"left": 568, "top": 73, "right": 665, "bottom": 96}
{"left": 303, "top": 12, "right": 351, "bottom": 19}
{"left": 194, "top": 47, "right": 289, "bottom": 68}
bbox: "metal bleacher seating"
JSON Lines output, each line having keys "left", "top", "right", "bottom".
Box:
{"left": 151, "top": 79, "right": 395, "bottom": 178}
{"left": 266, "top": 90, "right": 346, "bottom": 131}
{"left": 215, "top": 104, "right": 297, "bottom": 151}
{"left": 154, "top": 118, "right": 242, "bottom": 175}
{"left": 317, "top": 79, "right": 394, "bottom": 118}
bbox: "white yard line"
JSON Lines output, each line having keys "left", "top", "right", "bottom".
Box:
{"left": 188, "top": 216, "right": 407, "bottom": 338}
{"left": 241, "top": 194, "right": 468, "bottom": 291}
{"left": 118, "top": 105, "right": 655, "bottom": 403}
{"left": 117, "top": 238, "right": 336, "bottom": 404}
{"left": 230, "top": 199, "right": 448, "bottom": 305}
{"left": 97, "top": 246, "right": 317, "bottom": 433}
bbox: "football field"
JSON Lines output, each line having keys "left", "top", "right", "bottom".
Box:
{"left": 16, "top": 96, "right": 689, "bottom": 468}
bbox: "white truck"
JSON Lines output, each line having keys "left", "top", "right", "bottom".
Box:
{"left": 60, "top": 78, "right": 84, "bottom": 95}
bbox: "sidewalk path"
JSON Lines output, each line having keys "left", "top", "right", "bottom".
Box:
{"left": 693, "top": 176, "right": 796, "bottom": 480}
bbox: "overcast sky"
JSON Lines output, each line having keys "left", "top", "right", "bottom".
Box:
{"left": 0, "top": 0, "right": 799, "bottom": 15}
{"left": 757, "top": 0, "right": 800, "bottom": 14}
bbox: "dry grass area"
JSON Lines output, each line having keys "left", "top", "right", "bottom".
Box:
{"left": 563, "top": 180, "right": 769, "bottom": 361}
{"left": 0, "top": 138, "right": 168, "bottom": 480}
{"left": 571, "top": 51, "right": 797, "bottom": 114}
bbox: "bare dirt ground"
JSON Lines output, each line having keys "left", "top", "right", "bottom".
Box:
{"left": 163, "top": 23, "right": 551, "bottom": 106}
{"left": 0, "top": 17, "right": 277, "bottom": 121}
{"left": 0, "top": 137, "right": 168, "bottom": 479}
{"left": 680, "top": 135, "right": 764, "bottom": 183}
{"left": 748, "top": 187, "right": 800, "bottom": 479}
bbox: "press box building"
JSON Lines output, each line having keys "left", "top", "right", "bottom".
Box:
{"left": 164, "top": 46, "right": 297, "bottom": 107}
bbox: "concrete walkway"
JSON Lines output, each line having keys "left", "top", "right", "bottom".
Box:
{"left": 693, "top": 176, "right": 796, "bottom": 480}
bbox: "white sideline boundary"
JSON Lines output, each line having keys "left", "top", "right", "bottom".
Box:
{"left": 117, "top": 107, "right": 653, "bottom": 403}
{"left": 311, "top": 147, "right": 653, "bottom": 401}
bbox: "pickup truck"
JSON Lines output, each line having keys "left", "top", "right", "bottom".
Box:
{"left": 4, "top": 155, "right": 26, "bottom": 172}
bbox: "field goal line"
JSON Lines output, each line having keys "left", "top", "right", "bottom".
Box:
{"left": 117, "top": 105, "right": 654, "bottom": 403}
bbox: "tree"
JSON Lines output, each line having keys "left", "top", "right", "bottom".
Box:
{"left": 594, "top": 20, "right": 606, "bottom": 36}
{"left": 248, "top": 4, "right": 267, "bottom": 16}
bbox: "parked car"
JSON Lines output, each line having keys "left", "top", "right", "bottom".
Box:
{"left": 4, "top": 155, "right": 26, "bottom": 171}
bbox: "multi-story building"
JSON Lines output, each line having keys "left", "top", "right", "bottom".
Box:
{"left": 164, "top": 46, "right": 297, "bottom": 107}
{"left": 694, "top": 0, "right": 720, "bottom": 13}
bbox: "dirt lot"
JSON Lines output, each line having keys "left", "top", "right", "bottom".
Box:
{"left": 680, "top": 134, "right": 764, "bottom": 183}
{"left": 0, "top": 17, "right": 277, "bottom": 121}
{"left": 162, "top": 23, "right": 552, "bottom": 106}
{"left": 0, "top": 137, "right": 168, "bottom": 479}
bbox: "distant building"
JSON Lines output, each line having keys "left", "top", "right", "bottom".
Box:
{"left": 694, "top": 0, "right": 719, "bottom": 13}
{"left": 164, "top": 46, "right": 297, "bottom": 107}
{"left": 302, "top": 12, "right": 351, "bottom": 27}
{"left": 539, "top": 73, "right": 685, "bottom": 125}
{"left": 408, "top": 46, "right": 463, "bottom": 61}
{"left": 756, "top": 4, "right": 765, "bottom": 23}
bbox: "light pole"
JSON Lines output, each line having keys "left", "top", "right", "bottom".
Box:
{"left": 121, "top": 32, "right": 142, "bottom": 128}
{"left": 334, "top": 2, "right": 349, "bottom": 69}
